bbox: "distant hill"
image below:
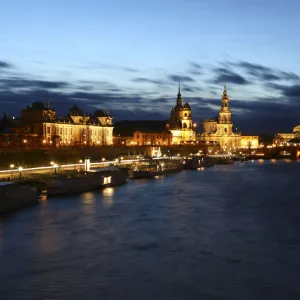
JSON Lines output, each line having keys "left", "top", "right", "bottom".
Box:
{"left": 113, "top": 120, "right": 169, "bottom": 136}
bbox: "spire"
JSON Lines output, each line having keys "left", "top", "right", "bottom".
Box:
{"left": 177, "top": 81, "right": 181, "bottom": 96}
{"left": 176, "top": 83, "right": 182, "bottom": 106}
{"left": 45, "top": 100, "right": 50, "bottom": 110}
{"left": 222, "top": 84, "right": 228, "bottom": 99}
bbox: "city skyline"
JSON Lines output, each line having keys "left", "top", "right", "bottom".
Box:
{"left": 1, "top": 0, "right": 300, "bottom": 134}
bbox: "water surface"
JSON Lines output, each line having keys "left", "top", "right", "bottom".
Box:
{"left": 0, "top": 160, "right": 299, "bottom": 300}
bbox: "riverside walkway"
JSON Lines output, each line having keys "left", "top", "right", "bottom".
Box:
{"left": 0, "top": 157, "right": 181, "bottom": 180}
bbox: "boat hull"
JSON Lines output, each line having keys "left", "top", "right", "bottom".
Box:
{"left": 47, "top": 168, "right": 129, "bottom": 197}
{"left": 0, "top": 182, "right": 39, "bottom": 214}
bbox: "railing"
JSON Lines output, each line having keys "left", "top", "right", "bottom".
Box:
{"left": 0, "top": 157, "right": 182, "bottom": 177}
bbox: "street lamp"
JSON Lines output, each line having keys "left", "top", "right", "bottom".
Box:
{"left": 18, "top": 167, "right": 23, "bottom": 179}
{"left": 10, "top": 164, "right": 14, "bottom": 179}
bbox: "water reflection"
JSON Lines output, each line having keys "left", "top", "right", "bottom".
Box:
{"left": 1, "top": 161, "right": 300, "bottom": 300}
{"left": 81, "top": 192, "right": 96, "bottom": 214}
{"left": 102, "top": 187, "right": 114, "bottom": 208}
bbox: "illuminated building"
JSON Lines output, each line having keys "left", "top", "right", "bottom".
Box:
{"left": 133, "top": 130, "right": 172, "bottom": 146}
{"left": 166, "top": 84, "right": 196, "bottom": 144}
{"left": 274, "top": 125, "right": 300, "bottom": 144}
{"left": 113, "top": 120, "right": 171, "bottom": 146}
{"left": 198, "top": 85, "right": 259, "bottom": 149}
{"left": 0, "top": 101, "right": 113, "bottom": 148}
{"left": 113, "top": 130, "right": 171, "bottom": 146}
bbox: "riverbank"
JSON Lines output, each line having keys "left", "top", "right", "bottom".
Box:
{"left": 0, "top": 145, "right": 209, "bottom": 169}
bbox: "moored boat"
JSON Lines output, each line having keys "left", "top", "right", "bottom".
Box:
{"left": 130, "top": 159, "right": 182, "bottom": 179}
{"left": 46, "top": 166, "right": 129, "bottom": 197}
{"left": 215, "top": 157, "right": 235, "bottom": 165}
{"left": 183, "top": 156, "right": 215, "bottom": 170}
{"left": 0, "top": 181, "right": 40, "bottom": 214}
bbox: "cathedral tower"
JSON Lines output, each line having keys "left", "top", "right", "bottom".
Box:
{"left": 216, "top": 84, "right": 233, "bottom": 135}
{"left": 219, "top": 84, "right": 231, "bottom": 123}
{"left": 167, "top": 84, "right": 196, "bottom": 144}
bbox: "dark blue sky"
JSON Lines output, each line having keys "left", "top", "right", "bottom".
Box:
{"left": 1, "top": 0, "right": 300, "bottom": 134}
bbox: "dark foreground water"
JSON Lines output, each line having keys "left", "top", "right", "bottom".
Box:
{"left": 0, "top": 160, "right": 300, "bottom": 300}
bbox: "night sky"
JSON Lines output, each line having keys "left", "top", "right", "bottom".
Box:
{"left": 1, "top": 0, "right": 300, "bottom": 134}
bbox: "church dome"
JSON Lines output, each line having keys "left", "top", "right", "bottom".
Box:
{"left": 69, "top": 105, "right": 83, "bottom": 116}
{"left": 183, "top": 102, "right": 191, "bottom": 109}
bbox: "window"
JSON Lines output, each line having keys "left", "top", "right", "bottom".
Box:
{"left": 65, "top": 128, "right": 67, "bottom": 134}
{"left": 47, "top": 127, "right": 50, "bottom": 134}
{"left": 60, "top": 128, "right": 62, "bottom": 134}
{"left": 103, "top": 176, "right": 111, "bottom": 185}
{"left": 70, "top": 128, "right": 73, "bottom": 135}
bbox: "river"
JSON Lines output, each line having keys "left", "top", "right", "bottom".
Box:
{"left": 0, "top": 160, "right": 299, "bottom": 300}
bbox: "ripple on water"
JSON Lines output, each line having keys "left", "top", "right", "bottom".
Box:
{"left": 1, "top": 161, "right": 300, "bottom": 300}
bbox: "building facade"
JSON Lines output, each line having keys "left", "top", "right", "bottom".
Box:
{"left": 133, "top": 130, "right": 172, "bottom": 146}
{"left": 198, "top": 85, "right": 258, "bottom": 149}
{"left": 166, "top": 85, "right": 197, "bottom": 144}
{"left": 0, "top": 101, "right": 114, "bottom": 148}
{"left": 113, "top": 130, "right": 172, "bottom": 146}
{"left": 274, "top": 125, "right": 300, "bottom": 144}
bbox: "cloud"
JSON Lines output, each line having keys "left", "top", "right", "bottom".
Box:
{"left": 0, "top": 77, "right": 69, "bottom": 89}
{"left": 189, "top": 62, "right": 203, "bottom": 75}
{"left": 0, "top": 61, "right": 13, "bottom": 68}
{"left": 181, "top": 85, "right": 202, "bottom": 93}
{"left": 280, "top": 71, "right": 299, "bottom": 81}
{"left": 234, "top": 61, "right": 299, "bottom": 82}
{"left": 265, "top": 83, "right": 300, "bottom": 101}
{"left": 1, "top": 59, "right": 300, "bottom": 135}
{"left": 212, "top": 68, "right": 249, "bottom": 85}
{"left": 131, "top": 77, "right": 162, "bottom": 85}
{"left": 281, "top": 84, "right": 300, "bottom": 98}
{"left": 168, "top": 74, "right": 195, "bottom": 82}
{"left": 77, "top": 62, "right": 139, "bottom": 73}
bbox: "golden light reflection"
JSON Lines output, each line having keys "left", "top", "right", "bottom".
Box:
{"left": 38, "top": 189, "right": 48, "bottom": 202}
{"left": 270, "top": 159, "right": 277, "bottom": 163}
{"left": 283, "top": 158, "right": 292, "bottom": 163}
{"left": 82, "top": 192, "right": 96, "bottom": 205}
{"left": 81, "top": 192, "right": 96, "bottom": 214}
{"left": 102, "top": 187, "right": 114, "bottom": 208}
{"left": 258, "top": 159, "right": 264, "bottom": 164}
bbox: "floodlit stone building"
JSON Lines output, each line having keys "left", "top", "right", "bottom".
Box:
{"left": 166, "top": 85, "right": 197, "bottom": 144}
{"left": 198, "top": 85, "right": 259, "bottom": 149}
{"left": 274, "top": 125, "right": 300, "bottom": 144}
{"left": 0, "top": 101, "right": 113, "bottom": 148}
